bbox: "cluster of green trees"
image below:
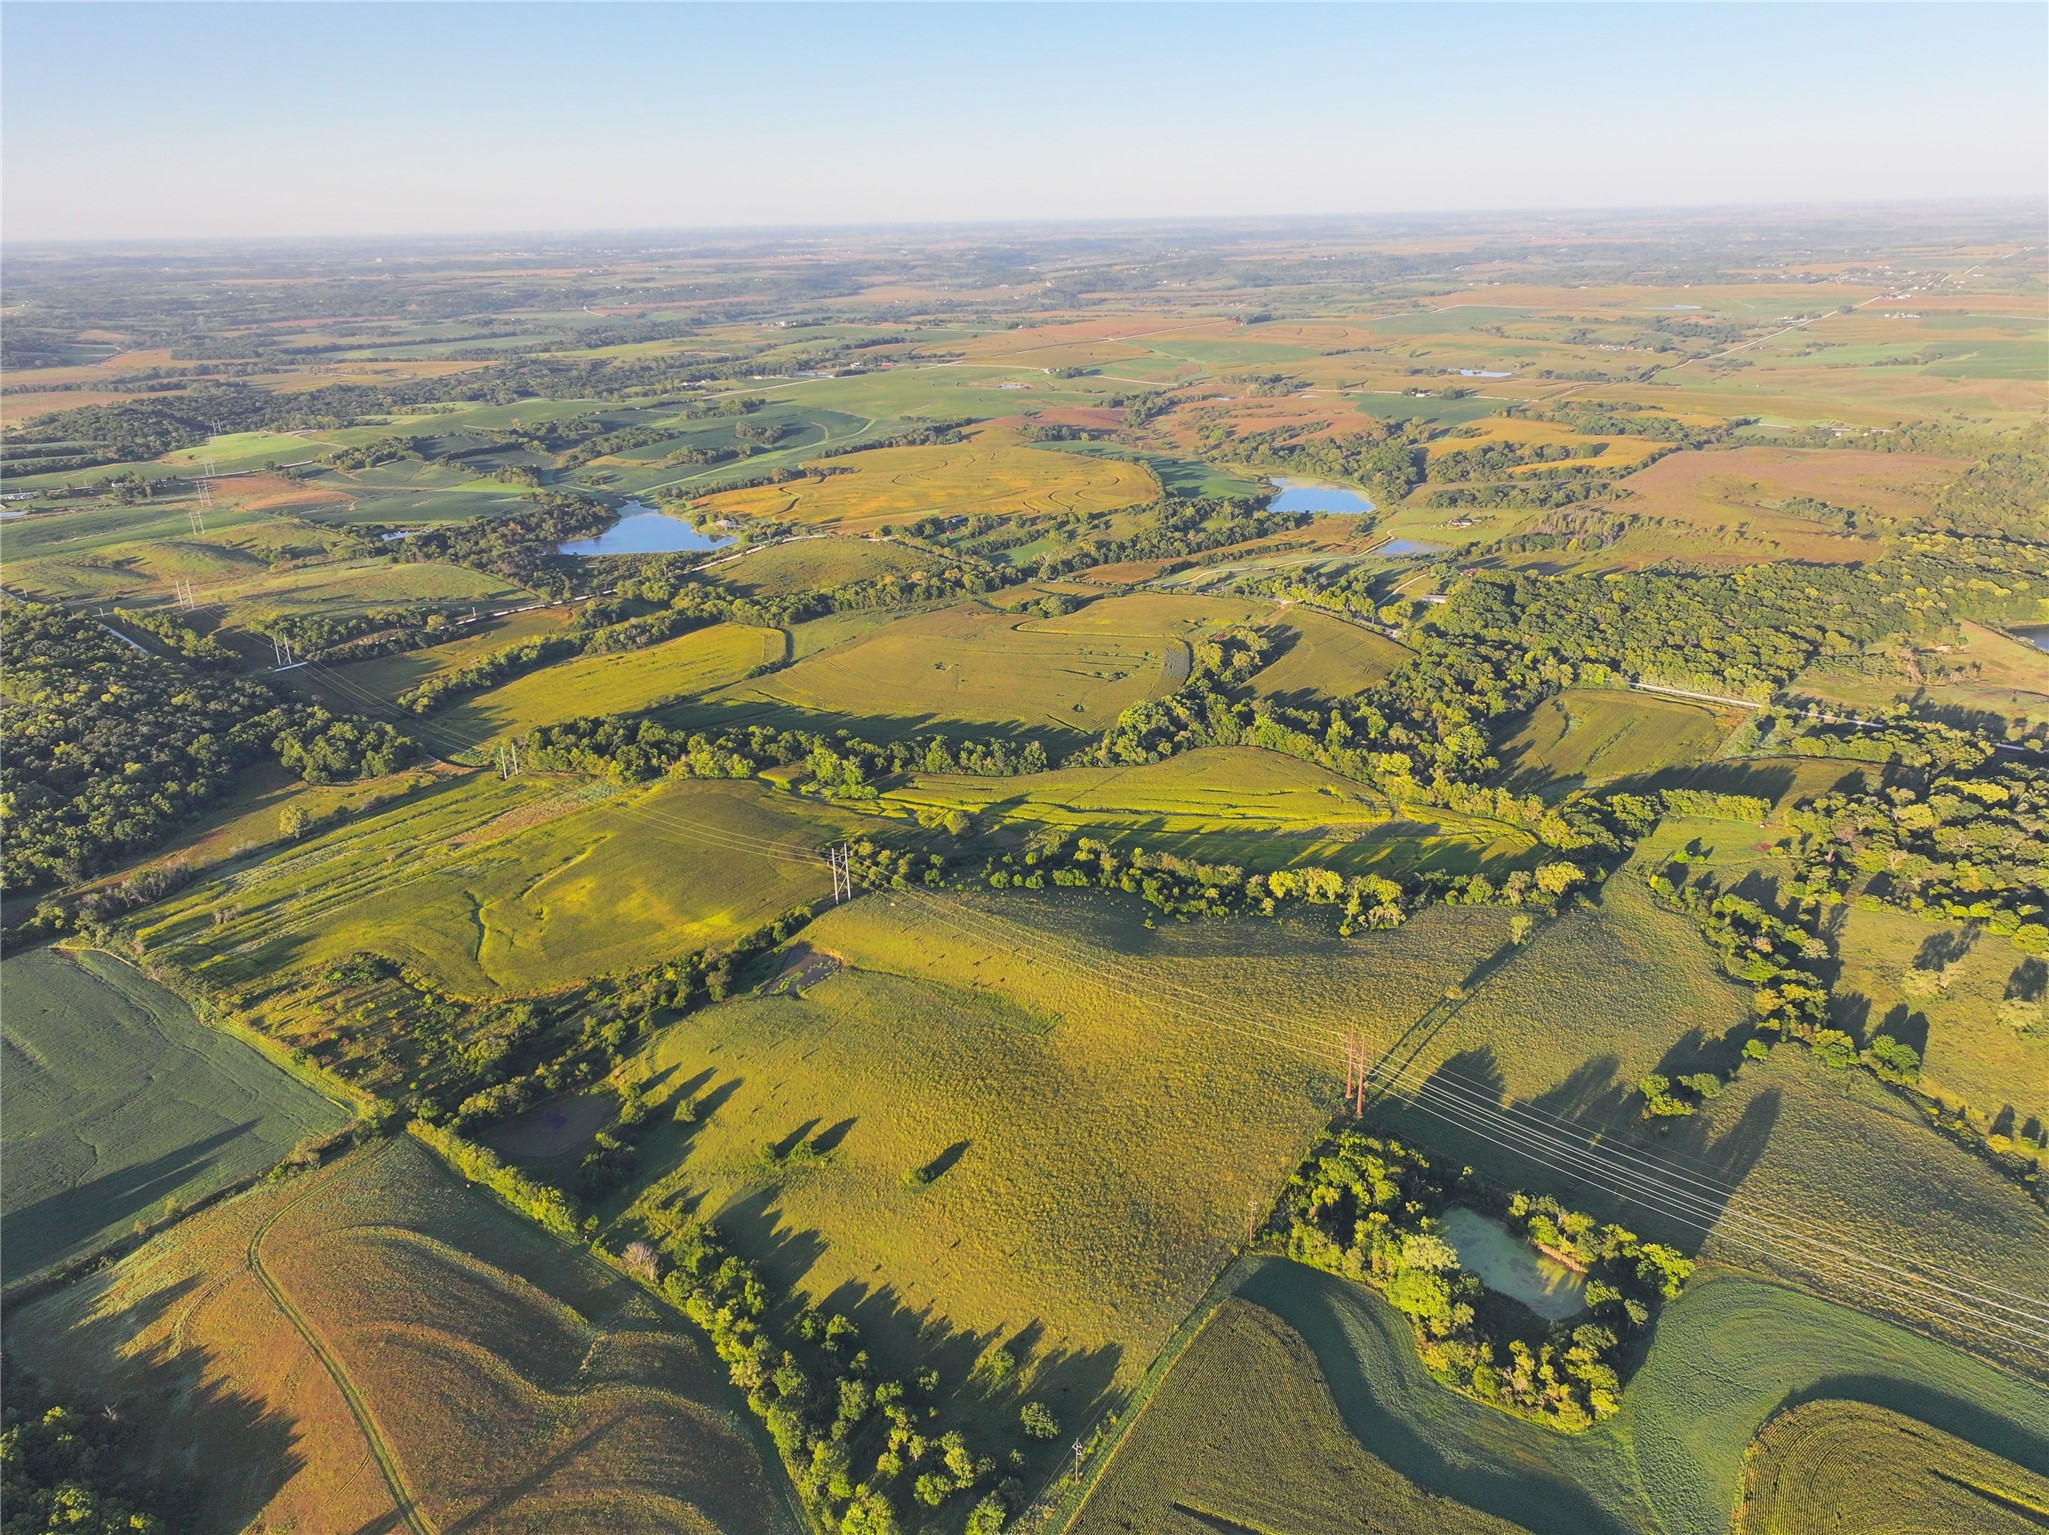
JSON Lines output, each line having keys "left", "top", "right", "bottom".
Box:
{"left": 1423, "top": 475, "right": 1616, "bottom": 512}
{"left": 1426, "top": 439, "right": 1605, "bottom": 482}
{"left": 1780, "top": 765, "right": 2048, "bottom": 949}
{"left": 621, "top": 1202, "right": 1015, "bottom": 1534}
{"left": 1, "top": 603, "right": 414, "bottom": 890}
{"left": 1277, "top": 1130, "right": 1689, "bottom": 1432}
{"left": 393, "top": 494, "right": 613, "bottom": 596}
{"left": 0, "top": 1380, "right": 163, "bottom": 1535}
{"left": 975, "top": 830, "right": 1587, "bottom": 935}
{"left": 525, "top": 714, "right": 1049, "bottom": 790}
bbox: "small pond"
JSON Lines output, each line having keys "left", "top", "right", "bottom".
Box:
{"left": 1455, "top": 369, "right": 1513, "bottom": 378}
{"left": 1441, "top": 1206, "right": 1587, "bottom": 1321}
{"left": 1379, "top": 537, "right": 1443, "bottom": 557}
{"left": 1267, "top": 477, "right": 1374, "bottom": 516}
{"left": 556, "top": 500, "right": 734, "bottom": 556}
{"left": 2017, "top": 626, "right": 2049, "bottom": 654}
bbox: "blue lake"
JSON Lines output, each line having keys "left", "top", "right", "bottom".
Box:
{"left": 2020, "top": 627, "right": 2049, "bottom": 654}
{"left": 557, "top": 502, "right": 734, "bottom": 556}
{"left": 1380, "top": 538, "right": 1443, "bottom": 557}
{"left": 1267, "top": 477, "right": 1374, "bottom": 516}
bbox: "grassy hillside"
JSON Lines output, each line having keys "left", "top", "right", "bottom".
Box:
{"left": 1246, "top": 606, "right": 1411, "bottom": 703}
{"left": 1496, "top": 688, "right": 1738, "bottom": 794}
{"left": 1737, "top": 1399, "right": 2049, "bottom": 1535}
{"left": 0, "top": 947, "right": 347, "bottom": 1283}
{"left": 4, "top": 1136, "right": 798, "bottom": 1535}
{"left": 588, "top": 891, "right": 1510, "bottom": 1448}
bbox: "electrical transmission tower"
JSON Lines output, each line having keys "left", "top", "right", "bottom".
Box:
{"left": 1342, "top": 1024, "right": 1369, "bottom": 1119}
{"left": 175, "top": 578, "right": 196, "bottom": 610}
{"left": 826, "top": 843, "right": 852, "bottom": 903}
{"left": 269, "top": 634, "right": 297, "bottom": 668}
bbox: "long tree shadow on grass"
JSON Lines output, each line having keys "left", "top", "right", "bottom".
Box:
{"left": 8, "top": 1275, "right": 308, "bottom": 1533}
{"left": 1369, "top": 1045, "right": 1782, "bottom": 1251}
{"left": 700, "top": 1184, "right": 1123, "bottom": 1478}
{"left": 2, "top": 1122, "right": 263, "bottom": 1283}
{"left": 1779, "top": 1375, "right": 2049, "bottom": 1476}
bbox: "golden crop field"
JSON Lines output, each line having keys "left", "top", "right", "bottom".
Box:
{"left": 693, "top": 440, "right": 1159, "bottom": 533}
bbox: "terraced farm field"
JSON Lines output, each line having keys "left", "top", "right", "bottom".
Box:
{"left": 135, "top": 774, "right": 861, "bottom": 997}
{"left": 4, "top": 1136, "right": 798, "bottom": 1535}
{"left": 1737, "top": 1399, "right": 2049, "bottom": 1534}
{"left": 692, "top": 440, "right": 1159, "bottom": 533}
{"left": 883, "top": 747, "right": 1538, "bottom": 875}
{"left": 1244, "top": 606, "right": 1411, "bottom": 701}
{"left": 0, "top": 947, "right": 347, "bottom": 1282}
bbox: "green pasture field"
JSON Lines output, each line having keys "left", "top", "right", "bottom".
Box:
{"left": 435, "top": 621, "right": 783, "bottom": 744}
{"left": 590, "top": 891, "right": 1512, "bottom": 1450}
{"left": 0, "top": 498, "right": 362, "bottom": 604}
{"left": 704, "top": 598, "right": 1189, "bottom": 742}
{"left": 4, "top": 1136, "right": 799, "bottom": 1535}
{"left": 708, "top": 533, "right": 938, "bottom": 599}
{"left": 136, "top": 773, "right": 857, "bottom": 998}
{"left": 1825, "top": 901, "right": 2049, "bottom": 1134}
{"left": 1737, "top": 1400, "right": 2049, "bottom": 1535}
{"left": 0, "top": 946, "right": 346, "bottom": 1283}
{"left": 1072, "top": 1296, "right": 1524, "bottom": 1535}
{"left": 1495, "top": 688, "right": 1739, "bottom": 795}
{"left": 161, "top": 430, "right": 326, "bottom": 473}
{"left": 1366, "top": 826, "right": 2049, "bottom": 1377}
{"left": 1786, "top": 620, "right": 2049, "bottom": 733}
{"left": 1136, "top": 1261, "right": 2049, "bottom": 1535}
{"left": 1247, "top": 606, "right": 1411, "bottom": 701}
{"left": 298, "top": 605, "right": 577, "bottom": 708}
{"left": 1037, "top": 439, "right": 1269, "bottom": 499}
{"left": 882, "top": 747, "right": 1539, "bottom": 877}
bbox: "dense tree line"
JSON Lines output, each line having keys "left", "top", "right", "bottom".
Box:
{"left": 1278, "top": 1130, "right": 1689, "bottom": 1431}
{"left": 1, "top": 603, "right": 415, "bottom": 890}
{"left": 392, "top": 494, "right": 612, "bottom": 596}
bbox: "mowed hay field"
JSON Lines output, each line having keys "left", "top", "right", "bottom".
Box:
{"left": 0, "top": 948, "right": 347, "bottom": 1283}
{"left": 709, "top": 534, "right": 938, "bottom": 599}
{"left": 439, "top": 622, "right": 784, "bottom": 742}
{"left": 5, "top": 1137, "right": 798, "bottom": 1535}
{"left": 137, "top": 775, "right": 856, "bottom": 999}
{"left": 1208, "top": 1262, "right": 2049, "bottom": 1535}
{"left": 692, "top": 441, "right": 1158, "bottom": 533}
{"left": 601, "top": 892, "right": 1512, "bottom": 1444}
{"left": 1497, "top": 688, "right": 1738, "bottom": 792}
{"left": 1788, "top": 620, "right": 2049, "bottom": 732}
{"left": 1737, "top": 1400, "right": 2049, "bottom": 1535}
{"left": 1246, "top": 606, "right": 1411, "bottom": 702}
{"left": 1072, "top": 1297, "right": 1525, "bottom": 1535}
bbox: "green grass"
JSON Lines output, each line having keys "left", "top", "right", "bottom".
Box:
{"left": 300, "top": 607, "right": 576, "bottom": 708}
{"left": 436, "top": 621, "right": 783, "bottom": 743}
{"left": 1737, "top": 1399, "right": 2049, "bottom": 1534}
{"left": 4, "top": 1136, "right": 799, "bottom": 1534}
{"left": 709, "top": 534, "right": 937, "bottom": 599}
{"left": 135, "top": 774, "right": 859, "bottom": 998}
{"left": 1366, "top": 838, "right": 2049, "bottom": 1380}
{"left": 1247, "top": 607, "right": 1411, "bottom": 702}
{"left": 588, "top": 890, "right": 1511, "bottom": 1453}
{"left": 1073, "top": 1296, "right": 1525, "bottom": 1535}
{"left": 0, "top": 946, "right": 347, "bottom": 1282}
{"left": 882, "top": 747, "right": 1539, "bottom": 876}
{"left": 1497, "top": 688, "right": 1739, "bottom": 795}
{"left": 1205, "top": 1261, "right": 2049, "bottom": 1535}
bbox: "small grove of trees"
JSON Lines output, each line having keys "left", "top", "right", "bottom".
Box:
{"left": 1278, "top": 1130, "right": 1690, "bottom": 1432}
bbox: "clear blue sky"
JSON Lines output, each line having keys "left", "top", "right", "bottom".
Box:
{"left": 4, "top": 2, "right": 2043, "bottom": 241}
